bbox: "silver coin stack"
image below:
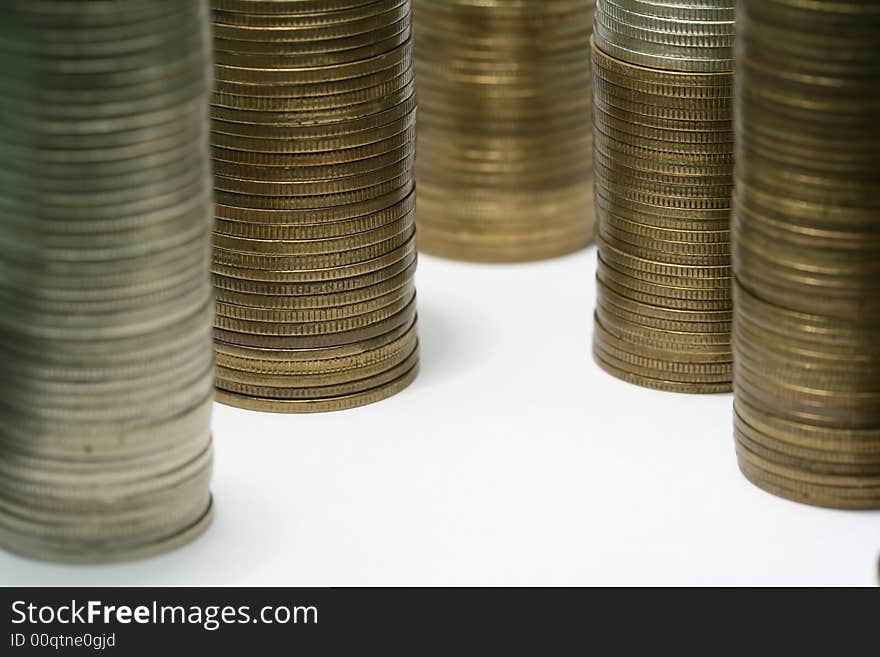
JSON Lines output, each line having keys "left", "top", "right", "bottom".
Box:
{"left": 0, "top": 0, "right": 215, "bottom": 562}
{"left": 591, "top": 0, "right": 736, "bottom": 393}
{"left": 594, "top": 0, "right": 733, "bottom": 72}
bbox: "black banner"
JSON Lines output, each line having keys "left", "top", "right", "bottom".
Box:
{"left": 0, "top": 586, "right": 873, "bottom": 654}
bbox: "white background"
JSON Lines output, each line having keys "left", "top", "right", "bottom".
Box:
{"left": 2, "top": 249, "right": 879, "bottom": 586}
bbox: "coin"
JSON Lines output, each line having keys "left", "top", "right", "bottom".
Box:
{"left": 215, "top": 361, "right": 419, "bottom": 414}
{"left": 591, "top": 1, "right": 734, "bottom": 393}
{"left": 731, "top": 0, "right": 880, "bottom": 510}
{"left": 210, "top": 1, "right": 419, "bottom": 411}
{"left": 412, "top": 0, "right": 596, "bottom": 262}
{"left": 216, "top": 317, "right": 418, "bottom": 374}
{"left": 594, "top": 0, "right": 735, "bottom": 73}
{"left": 216, "top": 343, "right": 418, "bottom": 400}
{"left": 0, "top": 0, "right": 215, "bottom": 563}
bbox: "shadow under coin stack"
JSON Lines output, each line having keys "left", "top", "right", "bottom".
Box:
{"left": 591, "top": 0, "right": 735, "bottom": 393}
{"left": 733, "top": 0, "right": 880, "bottom": 509}
{"left": 211, "top": 0, "right": 419, "bottom": 413}
{"left": 412, "top": 0, "right": 596, "bottom": 262}
{"left": 0, "top": 0, "right": 215, "bottom": 562}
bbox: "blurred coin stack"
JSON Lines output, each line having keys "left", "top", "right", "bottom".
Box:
{"left": 592, "top": 0, "right": 735, "bottom": 393}
{"left": 211, "top": 0, "right": 419, "bottom": 413}
{"left": 733, "top": 0, "right": 880, "bottom": 509}
{"left": 0, "top": 0, "right": 214, "bottom": 561}
{"left": 412, "top": 0, "right": 596, "bottom": 262}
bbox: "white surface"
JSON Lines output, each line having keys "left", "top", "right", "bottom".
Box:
{"left": 2, "top": 249, "right": 879, "bottom": 586}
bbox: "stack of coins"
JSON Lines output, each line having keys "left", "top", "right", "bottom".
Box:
{"left": 733, "top": 0, "right": 880, "bottom": 509}
{"left": 211, "top": 0, "right": 419, "bottom": 413}
{"left": 412, "top": 0, "right": 596, "bottom": 262}
{"left": 0, "top": 0, "right": 214, "bottom": 562}
{"left": 591, "top": 0, "right": 735, "bottom": 393}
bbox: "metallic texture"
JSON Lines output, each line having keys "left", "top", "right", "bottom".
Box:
{"left": 595, "top": 0, "right": 735, "bottom": 72}
{"left": 732, "top": 0, "right": 880, "bottom": 509}
{"left": 0, "top": 0, "right": 215, "bottom": 562}
{"left": 211, "top": 0, "right": 419, "bottom": 413}
{"left": 591, "top": 1, "right": 735, "bottom": 393}
{"left": 412, "top": 0, "right": 597, "bottom": 262}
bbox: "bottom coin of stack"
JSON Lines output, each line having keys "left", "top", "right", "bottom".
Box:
{"left": 0, "top": 0, "right": 214, "bottom": 562}
{"left": 732, "top": 0, "right": 880, "bottom": 509}
{"left": 591, "top": 43, "right": 733, "bottom": 393}
{"left": 733, "top": 286, "right": 880, "bottom": 509}
{"left": 211, "top": 206, "right": 420, "bottom": 413}
{"left": 210, "top": 0, "right": 419, "bottom": 413}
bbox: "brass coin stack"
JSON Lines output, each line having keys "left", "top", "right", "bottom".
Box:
{"left": 412, "top": 0, "right": 596, "bottom": 262}
{"left": 0, "top": 0, "right": 214, "bottom": 562}
{"left": 733, "top": 0, "right": 880, "bottom": 509}
{"left": 592, "top": 0, "right": 735, "bottom": 393}
{"left": 211, "top": 0, "right": 419, "bottom": 413}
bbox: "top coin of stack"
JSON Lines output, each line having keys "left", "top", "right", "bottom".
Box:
{"left": 733, "top": 0, "right": 880, "bottom": 509}
{"left": 595, "top": 0, "right": 734, "bottom": 72}
{"left": 0, "top": 0, "right": 215, "bottom": 562}
{"left": 591, "top": 0, "right": 736, "bottom": 393}
{"left": 211, "top": 0, "right": 419, "bottom": 413}
{"left": 412, "top": 0, "right": 597, "bottom": 262}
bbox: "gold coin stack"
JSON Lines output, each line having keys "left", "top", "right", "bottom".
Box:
{"left": 591, "top": 0, "right": 735, "bottom": 393}
{"left": 733, "top": 0, "right": 880, "bottom": 509}
{"left": 412, "top": 0, "right": 596, "bottom": 262}
{"left": 211, "top": 0, "right": 419, "bottom": 413}
{"left": 0, "top": 0, "right": 214, "bottom": 562}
